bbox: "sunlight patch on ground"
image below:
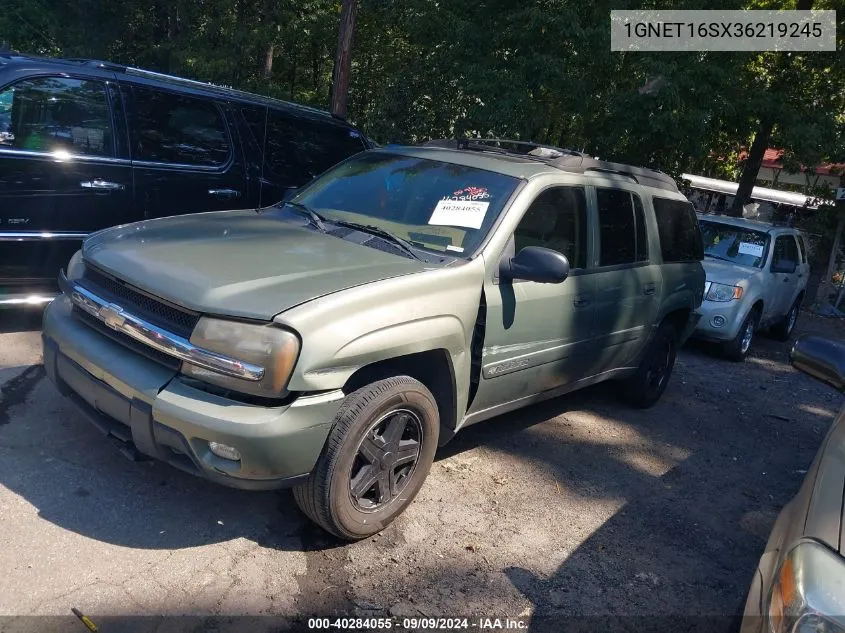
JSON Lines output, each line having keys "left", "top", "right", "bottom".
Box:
{"left": 746, "top": 356, "right": 793, "bottom": 373}
{"left": 798, "top": 403, "right": 839, "bottom": 419}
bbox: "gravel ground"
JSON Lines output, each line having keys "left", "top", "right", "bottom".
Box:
{"left": 0, "top": 308, "right": 843, "bottom": 632}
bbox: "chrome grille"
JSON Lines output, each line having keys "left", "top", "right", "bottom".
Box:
{"left": 80, "top": 266, "right": 199, "bottom": 338}
{"left": 72, "top": 306, "right": 181, "bottom": 370}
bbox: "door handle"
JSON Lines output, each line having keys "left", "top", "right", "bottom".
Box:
{"left": 573, "top": 295, "right": 590, "bottom": 308}
{"left": 783, "top": 277, "right": 790, "bottom": 283}
{"left": 643, "top": 283, "right": 656, "bottom": 295}
{"left": 208, "top": 188, "right": 242, "bottom": 199}
{"left": 80, "top": 179, "right": 125, "bottom": 191}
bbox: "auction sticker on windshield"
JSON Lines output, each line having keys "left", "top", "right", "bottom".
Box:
{"left": 429, "top": 199, "right": 490, "bottom": 229}
{"left": 738, "top": 242, "right": 764, "bottom": 257}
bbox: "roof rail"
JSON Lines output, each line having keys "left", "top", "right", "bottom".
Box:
{"left": 124, "top": 66, "right": 231, "bottom": 90}
{"left": 120, "top": 66, "right": 333, "bottom": 118}
{"left": 559, "top": 156, "right": 678, "bottom": 193}
{"left": 63, "top": 58, "right": 126, "bottom": 71}
{"left": 584, "top": 167, "right": 639, "bottom": 183}
{"left": 457, "top": 138, "right": 586, "bottom": 158}
{"left": 422, "top": 138, "right": 679, "bottom": 193}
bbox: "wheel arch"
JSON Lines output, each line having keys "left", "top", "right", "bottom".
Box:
{"left": 342, "top": 349, "right": 459, "bottom": 447}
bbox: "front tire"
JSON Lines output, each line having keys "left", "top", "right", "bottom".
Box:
{"left": 622, "top": 322, "right": 678, "bottom": 409}
{"left": 293, "top": 376, "right": 439, "bottom": 541}
{"left": 723, "top": 309, "right": 758, "bottom": 362}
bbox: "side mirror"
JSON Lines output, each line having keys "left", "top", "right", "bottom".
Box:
{"left": 791, "top": 335, "right": 845, "bottom": 392}
{"left": 772, "top": 260, "right": 797, "bottom": 274}
{"left": 502, "top": 246, "right": 570, "bottom": 284}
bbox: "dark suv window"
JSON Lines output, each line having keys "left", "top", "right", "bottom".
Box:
{"left": 129, "top": 86, "right": 229, "bottom": 166}
{"left": 0, "top": 77, "right": 113, "bottom": 156}
{"left": 652, "top": 197, "right": 704, "bottom": 263}
{"left": 514, "top": 187, "right": 588, "bottom": 269}
{"left": 597, "top": 188, "right": 647, "bottom": 266}
{"left": 243, "top": 107, "right": 366, "bottom": 186}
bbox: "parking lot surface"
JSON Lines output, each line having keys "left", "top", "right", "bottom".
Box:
{"left": 1, "top": 309, "right": 843, "bottom": 631}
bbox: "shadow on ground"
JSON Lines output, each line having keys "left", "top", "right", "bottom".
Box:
{"left": 0, "top": 313, "right": 842, "bottom": 626}
{"left": 0, "top": 308, "right": 45, "bottom": 334}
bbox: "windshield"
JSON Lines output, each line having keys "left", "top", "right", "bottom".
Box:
{"left": 290, "top": 151, "right": 521, "bottom": 255}
{"left": 699, "top": 220, "right": 770, "bottom": 268}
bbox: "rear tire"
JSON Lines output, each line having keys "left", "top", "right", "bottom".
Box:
{"left": 293, "top": 376, "right": 439, "bottom": 541}
{"left": 723, "top": 309, "right": 758, "bottom": 362}
{"left": 770, "top": 298, "right": 800, "bottom": 342}
{"left": 622, "top": 322, "right": 678, "bottom": 409}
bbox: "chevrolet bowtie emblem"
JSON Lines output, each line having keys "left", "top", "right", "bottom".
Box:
{"left": 98, "top": 303, "right": 126, "bottom": 330}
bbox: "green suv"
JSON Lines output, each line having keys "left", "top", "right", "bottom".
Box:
{"left": 42, "top": 139, "right": 705, "bottom": 539}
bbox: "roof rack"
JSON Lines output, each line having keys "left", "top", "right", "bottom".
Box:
{"left": 423, "top": 138, "right": 679, "bottom": 193}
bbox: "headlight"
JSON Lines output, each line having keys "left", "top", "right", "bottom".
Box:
{"left": 182, "top": 317, "right": 300, "bottom": 398}
{"left": 767, "top": 540, "right": 845, "bottom": 633}
{"left": 66, "top": 249, "right": 85, "bottom": 280}
{"left": 706, "top": 282, "right": 743, "bottom": 302}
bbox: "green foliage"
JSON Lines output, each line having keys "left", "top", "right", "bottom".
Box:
{"left": 1, "top": 0, "right": 843, "bottom": 181}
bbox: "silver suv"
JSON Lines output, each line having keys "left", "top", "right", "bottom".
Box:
{"left": 693, "top": 215, "right": 809, "bottom": 361}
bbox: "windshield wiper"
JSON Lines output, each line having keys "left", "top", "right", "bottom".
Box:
{"left": 283, "top": 201, "right": 327, "bottom": 233}
{"left": 704, "top": 253, "right": 735, "bottom": 263}
{"left": 331, "top": 220, "right": 423, "bottom": 261}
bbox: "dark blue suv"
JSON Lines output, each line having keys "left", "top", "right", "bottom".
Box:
{"left": 0, "top": 54, "right": 370, "bottom": 306}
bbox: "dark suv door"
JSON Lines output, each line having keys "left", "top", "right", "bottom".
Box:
{"left": 0, "top": 74, "right": 134, "bottom": 289}
{"left": 122, "top": 82, "right": 247, "bottom": 220}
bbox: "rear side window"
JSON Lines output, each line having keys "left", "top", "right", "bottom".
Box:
{"left": 597, "top": 188, "right": 647, "bottom": 266}
{"left": 0, "top": 77, "right": 113, "bottom": 157}
{"left": 128, "top": 86, "right": 229, "bottom": 166}
{"left": 248, "top": 109, "right": 365, "bottom": 186}
{"left": 652, "top": 197, "right": 704, "bottom": 263}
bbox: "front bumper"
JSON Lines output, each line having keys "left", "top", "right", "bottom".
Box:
{"left": 42, "top": 295, "right": 341, "bottom": 490}
{"left": 692, "top": 298, "right": 748, "bottom": 342}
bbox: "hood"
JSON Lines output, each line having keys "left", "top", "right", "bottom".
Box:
{"left": 83, "top": 210, "right": 427, "bottom": 320}
{"left": 702, "top": 258, "right": 758, "bottom": 287}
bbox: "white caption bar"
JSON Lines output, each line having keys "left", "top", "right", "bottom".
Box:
{"left": 611, "top": 10, "right": 837, "bottom": 52}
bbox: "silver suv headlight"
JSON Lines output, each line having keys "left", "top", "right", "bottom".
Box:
{"left": 182, "top": 317, "right": 300, "bottom": 398}
{"left": 706, "top": 282, "right": 743, "bottom": 302}
{"left": 767, "top": 540, "right": 845, "bottom": 633}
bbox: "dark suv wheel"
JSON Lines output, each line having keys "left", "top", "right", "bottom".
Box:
{"left": 622, "top": 321, "right": 678, "bottom": 408}
{"left": 293, "top": 376, "right": 439, "bottom": 540}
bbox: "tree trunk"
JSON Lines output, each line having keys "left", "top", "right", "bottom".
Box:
{"left": 729, "top": 117, "right": 773, "bottom": 217}
{"left": 815, "top": 206, "right": 845, "bottom": 308}
{"left": 331, "top": 0, "right": 358, "bottom": 119}
{"left": 262, "top": 43, "right": 274, "bottom": 79}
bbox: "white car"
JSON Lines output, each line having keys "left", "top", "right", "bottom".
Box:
{"left": 692, "top": 215, "right": 809, "bottom": 361}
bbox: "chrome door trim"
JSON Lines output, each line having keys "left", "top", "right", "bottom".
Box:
{"left": 0, "top": 232, "right": 89, "bottom": 241}
{"left": 0, "top": 293, "right": 57, "bottom": 306}
{"left": 59, "top": 271, "right": 264, "bottom": 382}
{"left": 0, "top": 148, "right": 131, "bottom": 165}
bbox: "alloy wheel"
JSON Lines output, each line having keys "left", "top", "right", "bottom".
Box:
{"left": 741, "top": 320, "right": 754, "bottom": 354}
{"left": 787, "top": 304, "right": 798, "bottom": 334}
{"left": 348, "top": 409, "right": 423, "bottom": 512}
{"left": 645, "top": 337, "right": 672, "bottom": 392}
